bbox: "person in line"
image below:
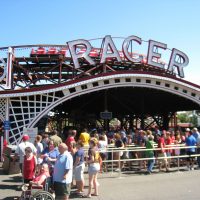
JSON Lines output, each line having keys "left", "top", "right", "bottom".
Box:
{"left": 107, "top": 126, "right": 115, "bottom": 144}
{"left": 78, "top": 128, "right": 90, "bottom": 147}
{"left": 53, "top": 143, "right": 73, "bottom": 200}
{"left": 41, "top": 132, "right": 50, "bottom": 150}
{"left": 50, "top": 130, "right": 62, "bottom": 147}
{"left": 138, "top": 130, "right": 147, "bottom": 171}
{"left": 14, "top": 134, "right": 37, "bottom": 173}
{"left": 145, "top": 135, "right": 155, "bottom": 174}
{"left": 101, "top": 131, "right": 108, "bottom": 145}
{"left": 126, "top": 133, "right": 133, "bottom": 170}
{"left": 157, "top": 133, "right": 169, "bottom": 172}
{"left": 174, "top": 134, "right": 182, "bottom": 156}
{"left": 23, "top": 147, "right": 37, "bottom": 183}
{"left": 90, "top": 129, "right": 99, "bottom": 140}
{"left": 84, "top": 139, "right": 100, "bottom": 198}
{"left": 98, "top": 135, "right": 108, "bottom": 172}
{"left": 165, "top": 131, "right": 173, "bottom": 168}
{"left": 196, "top": 133, "right": 200, "bottom": 168}
{"left": 192, "top": 127, "right": 200, "bottom": 140}
{"left": 184, "top": 128, "right": 190, "bottom": 140}
{"left": 65, "top": 129, "right": 76, "bottom": 153}
{"left": 185, "top": 131, "right": 197, "bottom": 170}
{"left": 41, "top": 140, "right": 59, "bottom": 176}
{"left": 113, "top": 133, "right": 124, "bottom": 172}
{"left": 34, "top": 135, "right": 44, "bottom": 168}
{"left": 73, "top": 141, "right": 85, "bottom": 195}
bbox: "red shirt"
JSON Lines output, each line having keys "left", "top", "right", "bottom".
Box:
{"left": 165, "top": 137, "right": 172, "bottom": 153}
{"left": 65, "top": 136, "right": 75, "bottom": 152}
{"left": 23, "top": 155, "right": 36, "bottom": 180}
{"left": 158, "top": 137, "right": 166, "bottom": 153}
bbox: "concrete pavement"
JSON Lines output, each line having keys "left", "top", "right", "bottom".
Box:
{"left": 0, "top": 163, "right": 200, "bottom": 200}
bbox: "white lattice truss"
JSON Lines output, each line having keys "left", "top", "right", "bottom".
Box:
{"left": 0, "top": 98, "right": 6, "bottom": 121}
{"left": 1, "top": 73, "right": 200, "bottom": 145}
{"left": 9, "top": 92, "right": 59, "bottom": 144}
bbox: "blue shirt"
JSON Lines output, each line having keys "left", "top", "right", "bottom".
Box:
{"left": 186, "top": 135, "right": 197, "bottom": 152}
{"left": 74, "top": 148, "right": 84, "bottom": 165}
{"left": 193, "top": 132, "right": 200, "bottom": 140}
{"left": 42, "top": 148, "right": 59, "bottom": 168}
{"left": 53, "top": 151, "right": 73, "bottom": 184}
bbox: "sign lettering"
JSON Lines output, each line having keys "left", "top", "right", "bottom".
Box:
{"left": 66, "top": 35, "right": 189, "bottom": 78}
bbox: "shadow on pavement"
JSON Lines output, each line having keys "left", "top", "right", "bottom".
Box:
{"left": 2, "top": 175, "right": 22, "bottom": 183}
{"left": 3, "top": 197, "right": 19, "bottom": 200}
{"left": 0, "top": 164, "right": 22, "bottom": 200}
{"left": 0, "top": 184, "right": 20, "bottom": 190}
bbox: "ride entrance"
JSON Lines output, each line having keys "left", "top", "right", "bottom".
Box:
{"left": 0, "top": 35, "right": 200, "bottom": 146}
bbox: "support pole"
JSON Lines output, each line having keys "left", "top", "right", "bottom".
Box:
{"left": 174, "top": 112, "right": 177, "bottom": 128}
{"left": 0, "top": 136, "right": 3, "bottom": 162}
{"left": 141, "top": 96, "right": 145, "bottom": 129}
{"left": 5, "top": 98, "right": 10, "bottom": 142}
{"left": 6, "top": 47, "right": 13, "bottom": 89}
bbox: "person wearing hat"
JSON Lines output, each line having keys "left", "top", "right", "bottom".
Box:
{"left": 186, "top": 128, "right": 190, "bottom": 132}
{"left": 192, "top": 127, "right": 200, "bottom": 140}
{"left": 14, "top": 134, "right": 37, "bottom": 173}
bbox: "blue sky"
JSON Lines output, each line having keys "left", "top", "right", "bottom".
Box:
{"left": 1, "top": 0, "right": 200, "bottom": 84}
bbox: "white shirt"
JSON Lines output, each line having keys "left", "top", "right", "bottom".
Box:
{"left": 196, "top": 135, "right": 200, "bottom": 146}
{"left": 98, "top": 140, "right": 107, "bottom": 153}
{"left": 64, "top": 151, "right": 73, "bottom": 184}
{"left": 35, "top": 142, "right": 43, "bottom": 164}
{"left": 15, "top": 141, "right": 37, "bottom": 163}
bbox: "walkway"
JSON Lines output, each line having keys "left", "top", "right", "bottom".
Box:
{"left": 0, "top": 162, "right": 199, "bottom": 200}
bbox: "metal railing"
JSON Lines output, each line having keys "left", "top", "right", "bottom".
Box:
{"left": 83, "top": 144, "right": 200, "bottom": 177}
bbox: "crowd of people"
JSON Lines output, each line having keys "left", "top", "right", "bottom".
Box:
{"left": 12, "top": 126, "right": 200, "bottom": 199}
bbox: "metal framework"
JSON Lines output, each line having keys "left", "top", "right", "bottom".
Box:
{"left": 0, "top": 40, "right": 200, "bottom": 145}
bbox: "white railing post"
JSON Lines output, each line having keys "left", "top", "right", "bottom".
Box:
{"left": 111, "top": 148, "right": 113, "bottom": 173}
{"left": 177, "top": 146, "right": 180, "bottom": 172}
{"left": 118, "top": 151, "right": 121, "bottom": 177}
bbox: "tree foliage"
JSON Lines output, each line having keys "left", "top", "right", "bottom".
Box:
{"left": 177, "top": 112, "right": 198, "bottom": 127}
{"left": 177, "top": 113, "right": 190, "bottom": 123}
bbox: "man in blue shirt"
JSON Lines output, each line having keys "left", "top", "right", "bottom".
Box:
{"left": 185, "top": 131, "right": 197, "bottom": 170}
{"left": 53, "top": 143, "right": 73, "bottom": 200}
{"left": 192, "top": 127, "right": 200, "bottom": 140}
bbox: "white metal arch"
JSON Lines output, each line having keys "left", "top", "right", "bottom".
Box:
{"left": 27, "top": 73, "right": 200, "bottom": 128}
{"left": 4, "top": 72, "right": 200, "bottom": 144}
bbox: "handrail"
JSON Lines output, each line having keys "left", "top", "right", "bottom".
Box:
{"left": 82, "top": 145, "right": 200, "bottom": 176}
{"left": 83, "top": 145, "right": 198, "bottom": 153}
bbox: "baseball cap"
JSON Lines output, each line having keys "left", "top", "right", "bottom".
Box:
{"left": 193, "top": 127, "right": 198, "bottom": 132}
{"left": 22, "top": 134, "right": 30, "bottom": 141}
{"left": 185, "top": 128, "right": 190, "bottom": 132}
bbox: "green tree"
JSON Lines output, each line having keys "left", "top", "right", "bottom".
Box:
{"left": 189, "top": 115, "right": 198, "bottom": 127}
{"left": 177, "top": 113, "right": 190, "bottom": 123}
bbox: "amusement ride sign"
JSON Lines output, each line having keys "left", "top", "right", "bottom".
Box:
{"left": 0, "top": 35, "right": 189, "bottom": 91}
{"left": 67, "top": 35, "right": 189, "bottom": 78}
